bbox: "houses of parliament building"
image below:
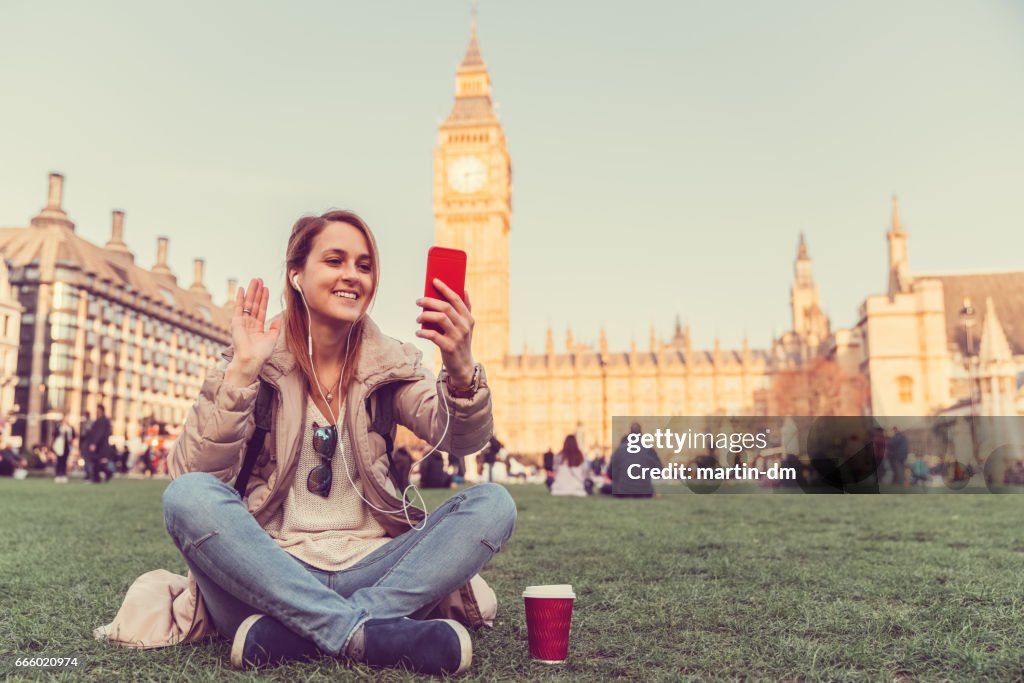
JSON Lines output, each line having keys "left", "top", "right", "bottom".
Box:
{"left": 2, "top": 19, "right": 1021, "bottom": 456}
{"left": 432, "top": 22, "right": 1024, "bottom": 456}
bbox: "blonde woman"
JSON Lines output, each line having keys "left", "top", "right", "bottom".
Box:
{"left": 159, "top": 211, "right": 515, "bottom": 675}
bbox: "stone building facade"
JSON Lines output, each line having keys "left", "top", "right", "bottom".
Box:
{"left": 853, "top": 198, "right": 1023, "bottom": 418}
{"left": 0, "top": 258, "right": 23, "bottom": 438}
{"left": 0, "top": 174, "right": 233, "bottom": 447}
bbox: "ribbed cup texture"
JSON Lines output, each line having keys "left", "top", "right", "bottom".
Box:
{"left": 524, "top": 597, "right": 574, "bottom": 662}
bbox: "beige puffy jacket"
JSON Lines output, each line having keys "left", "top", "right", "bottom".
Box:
{"left": 95, "top": 316, "right": 496, "bottom": 648}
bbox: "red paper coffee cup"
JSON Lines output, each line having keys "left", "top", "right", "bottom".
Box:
{"left": 523, "top": 584, "right": 575, "bottom": 663}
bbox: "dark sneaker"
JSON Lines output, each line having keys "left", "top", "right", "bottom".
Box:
{"left": 230, "top": 614, "right": 322, "bottom": 669}
{"left": 362, "top": 617, "right": 472, "bottom": 676}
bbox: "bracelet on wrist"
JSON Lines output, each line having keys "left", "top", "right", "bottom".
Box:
{"left": 445, "top": 364, "right": 481, "bottom": 398}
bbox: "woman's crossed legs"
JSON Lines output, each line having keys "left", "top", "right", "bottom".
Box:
{"left": 162, "top": 472, "right": 516, "bottom": 656}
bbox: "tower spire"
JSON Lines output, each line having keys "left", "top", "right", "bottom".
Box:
{"left": 887, "top": 193, "right": 911, "bottom": 296}
{"left": 449, "top": 4, "right": 494, "bottom": 105}
{"left": 891, "top": 194, "right": 905, "bottom": 234}
{"left": 460, "top": 1, "right": 484, "bottom": 70}
{"left": 791, "top": 232, "right": 829, "bottom": 341}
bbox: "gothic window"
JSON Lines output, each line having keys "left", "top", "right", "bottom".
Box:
{"left": 897, "top": 376, "right": 913, "bottom": 403}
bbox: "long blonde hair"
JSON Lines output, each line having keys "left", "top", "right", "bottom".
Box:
{"left": 282, "top": 210, "right": 381, "bottom": 400}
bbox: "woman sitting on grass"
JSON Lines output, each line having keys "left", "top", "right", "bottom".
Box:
{"left": 549, "top": 434, "right": 590, "bottom": 497}
{"left": 115, "top": 211, "right": 515, "bottom": 676}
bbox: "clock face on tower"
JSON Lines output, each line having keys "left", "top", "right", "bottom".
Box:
{"left": 447, "top": 156, "right": 487, "bottom": 194}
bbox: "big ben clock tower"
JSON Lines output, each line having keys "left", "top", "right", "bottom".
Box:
{"left": 434, "top": 17, "right": 511, "bottom": 373}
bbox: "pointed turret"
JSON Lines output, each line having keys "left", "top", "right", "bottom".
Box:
{"left": 797, "top": 232, "right": 809, "bottom": 260}
{"left": 460, "top": 5, "right": 484, "bottom": 71}
{"left": 649, "top": 324, "right": 657, "bottom": 352}
{"left": 669, "top": 316, "right": 690, "bottom": 350}
{"left": 887, "top": 194, "right": 911, "bottom": 296}
{"left": 979, "top": 297, "right": 1012, "bottom": 363}
{"left": 566, "top": 327, "right": 574, "bottom": 353}
{"left": 546, "top": 326, "right": 554, "bottom": 357}
{"left": 791, "top": 233, "right": 829, "bottom": 342}
{"left": 793, "top": 233, "right": 814, "bottom": 287}
{"left": 978, "top": 297, "right": 1016, "bottom": 415}
{"left": 891, "top": 194, "right": 905, "bottom": 235}
{"left": 599, "top": 327, "right": 609, "bottom": 357}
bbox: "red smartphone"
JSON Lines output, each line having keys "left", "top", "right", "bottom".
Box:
{"left": 422, "top": 246, "right": 467, "bottom": 333}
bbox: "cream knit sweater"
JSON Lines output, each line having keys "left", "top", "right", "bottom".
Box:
{"left": 264, "top": 398, "right": 390, "bottom": 570}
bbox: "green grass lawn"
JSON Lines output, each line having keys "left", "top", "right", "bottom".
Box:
{"left": 2, "top": 477, "right": 1024, "bottom": 681}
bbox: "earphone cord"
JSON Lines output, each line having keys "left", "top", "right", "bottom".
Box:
{"left": 298, "top": 288, "right": 450, "bottom": 532}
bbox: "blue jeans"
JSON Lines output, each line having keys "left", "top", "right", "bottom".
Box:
{"left": 162, "top": 472, "right": 516, "bottom": 655}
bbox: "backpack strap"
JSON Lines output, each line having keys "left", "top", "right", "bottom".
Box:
{"left": 366, "top": 382, "right": 406, "bottom": 490}
{"left": 234, "top": 379, "right": 275, "bottom": 496}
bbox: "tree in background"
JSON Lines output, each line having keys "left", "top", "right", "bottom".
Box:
{"left": 769, "top": 357, "right": 868, "bottom": 416}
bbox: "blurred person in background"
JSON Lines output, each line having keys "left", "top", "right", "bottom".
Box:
{"left": 51, "top": 415, "right": 75, "bottom": 484}
{"left": 550, "top": 434, "right": 589, "bottom": 497}
{"left": 82, "top": 405, "right": 113, "bottom": 483}
{"left": 604, "top": 423, "right": 662, "bottom": 498}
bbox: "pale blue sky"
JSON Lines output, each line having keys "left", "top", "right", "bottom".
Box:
{"left": 2, "top": 1, "right": 1022, "bottom": 358}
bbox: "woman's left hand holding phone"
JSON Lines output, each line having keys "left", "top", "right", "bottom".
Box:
{"left": 225, "top": 278, "right": 281, "bottom": 388}
{"left": 415, "top": 278, "right": 476, "bottom": 387}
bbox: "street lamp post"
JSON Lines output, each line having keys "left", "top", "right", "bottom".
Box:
{"left": 959, "top": 299, "right": 978, "bottom": 467}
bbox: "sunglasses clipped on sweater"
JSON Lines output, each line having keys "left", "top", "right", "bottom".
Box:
{"left": 307, "top": 421, "right": 338, "bottom": 496}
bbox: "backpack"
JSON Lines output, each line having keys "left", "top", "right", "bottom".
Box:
{"left": 234, "top": 380, "right": 405, "bottom": 495}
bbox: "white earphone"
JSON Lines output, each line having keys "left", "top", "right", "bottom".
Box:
{"left": 290, "top": 271, "right": 451, "bottom": 531}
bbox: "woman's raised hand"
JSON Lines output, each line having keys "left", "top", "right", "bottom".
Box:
{"left": 225, "top": 278, "right": 281, "bottom": 386}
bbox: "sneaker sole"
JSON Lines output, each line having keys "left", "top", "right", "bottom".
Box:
{"left": 438, "top": 619, "right": 473, "bottom": 675}
{"left": 230, "top": 613, "right": 265, "bottom": 670}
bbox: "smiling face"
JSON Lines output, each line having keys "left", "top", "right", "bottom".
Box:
{"left": 293, "top": 221, "right": 375, "bottom": 328}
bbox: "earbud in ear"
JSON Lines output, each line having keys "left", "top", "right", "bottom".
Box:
{"left": 292, "top": 275, "right": 301, "bottom": 291}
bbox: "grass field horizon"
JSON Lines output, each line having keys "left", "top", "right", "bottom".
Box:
{"left": 2, "top": 477, "right": 1023, "bottom": 681}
